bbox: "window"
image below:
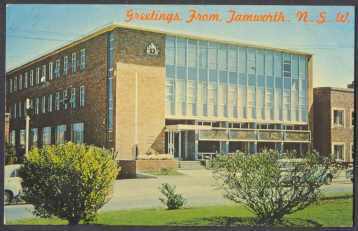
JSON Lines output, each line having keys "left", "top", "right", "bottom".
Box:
{"left": 283, "top": 54, "right": 291, "bottom": 78}
{"left": 19, "top": 74, "right": 22, "bottom": 90}
{"left": 24, "top": 72, "right": 28, "bottom": 88}
{"left": 35, "top": 97, "right": 39, "bottom": 115}
{"left": 41, "top": 96, "right": 46, "bottom": 114}
{"left": 177, "top": 39, "right": 186, "bottom": 67}
{"left": 56, "top": 124, "right": 66, "bottom": 144}
{"left": 20, "top": 129, "right": 25, "bottom": 146}
{"left": 14, "top": 103, "right": 17, "bottom": 119}
{"left": 71, "top": 122, "right": 84, "bottom": 144}
{"left": 18, "top": 101, "right": 22, "bottom": 118}
{"left": 55, "top": 59, "right": 61, "bottom": 78}
{"left": 63, "top": 56, "right": 68, "bottom": 75}
{"left": 333, "top": 144, "right": 345, "bottom": 161}
{"left": 165, "top": 36, "right": 175, "bottom": 66}
{"left": 256, "top": 51, "right": 264, "bottom": 76}
{"left": 49, "top": 62, "right": 53, "bottom": 80}
{"left": 80, "top": 86, "right": 85, "bottom": 107}
{"left": 42, "top": 127, "right": 52, "bottom": 145}
{"left": 9, "top": 78, "right": 12, "bottom": 93}
{"left": 247, "top": 49, "right": 256, "bottom": 75}
{"left": 333, "top": 109, "right": 345, "bottom": 127}
{"left": 42, "top": 64, "right": 47, "bottom": 80}
{"left": 30, "top": 128, "right": 38, "bottom": 147}
{"left": 199, "top": 41, "right": 208, "bottom": 69}
{"left": 71, "top": 88, "right": 76, "bottom": 109}
{"left": 72, "top": 52, "right": 77, "bottom": 73}
{"left": 48, "top": 94, "right": 53, "bottom": 112}
{"left": 36, "top": 67, "right": 40, "bottom": 84}
{"left": 80, "top": 48, "right": 86, "bottom": 70}
{"left": 55, "top": 92, "right": 60, "bottom": 111}
{"left": 10, "top": 130, "right": 16, "bottom": 145}
{"left": 63, "top": 89, "right": 68, "bottom": 110}
{"left": 30, "top": 70, "right": 34, "bottom": 86}
{"left": 265, "top": 52, "right": 273, "bottom": 76}
{"left": 14, "top": 76, "right": 17, "bottom": 92}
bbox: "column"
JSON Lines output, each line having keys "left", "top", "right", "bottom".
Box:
{"left": 195, "top": 122, "right": 199, "bottom": 160}
{"left": 178, "top": 131, "right": 182, "bottom": 160}
{"left": 184, "top": 131, "right": 188, "bottom": 160}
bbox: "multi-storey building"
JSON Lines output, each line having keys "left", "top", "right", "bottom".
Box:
{"left": 313, "top": 86, "right": 354, "bottom": 162}
{"left": 6, "top": 24, "right": 313, "bottom": 160}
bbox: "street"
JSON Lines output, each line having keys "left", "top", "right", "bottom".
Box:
{"left": 4, "top": 169, "right": 353, "bottom": 222}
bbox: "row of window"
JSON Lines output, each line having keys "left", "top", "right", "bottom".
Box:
{"left": 10, "top": 86, "right": 85, "bottom": 119}
{"left": 9, "top": 122, "right": 84, "bottom": 147}
{"left": 165, "top": 36, "right": 308, "bottom": 79}
{"left": 166, "top": 79, "right": 307, "bottom": 122}
{"left": 332, "top": 109, "right": 355, "bottom": 128}
{"left": 8, "top": 49, "right": 86, "bottom": 94}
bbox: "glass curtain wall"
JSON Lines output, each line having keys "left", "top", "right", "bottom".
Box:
{"left": 165, "top": 36, "right": 308, "bottom": 123}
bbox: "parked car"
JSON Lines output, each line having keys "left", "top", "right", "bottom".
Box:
{"left": 346, "top": 168, "right": 353, "bottom": 182}
{"left": 279, "top": 159, "right": 333, "bottom": 185}
{"left": 4, "top": 164, "right": 23, "bottom": 205}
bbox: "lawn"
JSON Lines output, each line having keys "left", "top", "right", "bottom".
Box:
{"left": 8, "top": 198, "right": 352, "bottom": 227}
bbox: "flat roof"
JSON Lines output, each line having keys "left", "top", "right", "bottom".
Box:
{"left": 314, "top": 86, "right": 354, "bottom": 93}
{"left": 7, "top": 23, "right": 313, "bottom": 75}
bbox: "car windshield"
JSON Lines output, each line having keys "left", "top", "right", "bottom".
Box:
{"left": 5, "top": 165, "right": 21, "bottom": 178}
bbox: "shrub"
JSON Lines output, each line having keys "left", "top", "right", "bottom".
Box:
{"left": 211, "top": 150, "right": 332, "bottom": 224}
{"left": 159, "top": 183, "right": 186, "bottom": 210}
{"left": 137, "top": 154, "right": 173, "bottom": 160}
{"left": 5, "top": 143, "right": 17, "bottom": 165}
{"left": 18, "top": 142, "right": 119, "bottom": 225}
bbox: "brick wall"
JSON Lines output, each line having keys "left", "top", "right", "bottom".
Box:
{"left": 6, "top": 33, "right": 109, "bottom": 149}
{"left": 114, "top": 28, "right": 166, "bottom": 160}
{"left": 313, "top": 87, "right": 354, "bottom": 162}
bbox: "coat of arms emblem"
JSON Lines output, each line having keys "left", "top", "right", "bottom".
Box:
{"left": 145, "top": 42, "right": 160, "bottom": 56}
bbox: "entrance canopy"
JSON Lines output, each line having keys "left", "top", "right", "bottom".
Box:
{"left": 165, "top": 124, "right": 211, "bottom": 132}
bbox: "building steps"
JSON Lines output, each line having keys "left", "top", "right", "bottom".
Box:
{"left": 178, "top": 161, "right": 205, "bottom": 170}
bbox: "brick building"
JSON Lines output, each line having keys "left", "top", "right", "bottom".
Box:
{"left": 313, "top": 87, "right": 354, "bottom": 162}
{"left": 6, "top": 24, "right": 313, "bottom": 160}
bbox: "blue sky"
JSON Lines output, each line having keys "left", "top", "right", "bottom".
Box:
{"left": 6, "top": 4, "right": 355, "bottom": 88}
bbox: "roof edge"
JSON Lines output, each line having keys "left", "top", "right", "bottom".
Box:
{"left": 7, "top": 22, "right": 313, "bottom": 75}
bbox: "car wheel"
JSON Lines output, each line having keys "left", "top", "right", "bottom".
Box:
{"left": 4, "top": 191, "right": 13, "bottom": 205}
{"left": 325, "top": 175, "right": 333, "bottom": 185}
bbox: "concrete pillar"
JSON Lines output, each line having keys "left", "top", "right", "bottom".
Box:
{"left": 178, "top": 131, "right": 182, "bottom": 160}
{"left": 184, "top": 131, "right": 188, "bottom": 160}
{"left": 194, "top": 123, "right": 199, "bottom": 160}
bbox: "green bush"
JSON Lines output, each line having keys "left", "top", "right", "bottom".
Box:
{"left": 5, "top": 143, "right": 17, "bottom": 165}
{"left": 211, "top": 150, "right": 332, "bottom": 224}
{"left": 159, "top": 183, "right": 186, "bottom": 210}
{"left": 18, "top": 142, "right": 119, "bottom": 225}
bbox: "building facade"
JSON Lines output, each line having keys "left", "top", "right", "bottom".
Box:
{"left": 6, "top": 24, "right": 313, "bottom": 160}
{"left": 313, "top": 87, "right": 354, "bottom": 162}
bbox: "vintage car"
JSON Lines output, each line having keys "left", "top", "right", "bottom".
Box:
{"left": 4, "top": 164, "right": 23, "bottom": 205}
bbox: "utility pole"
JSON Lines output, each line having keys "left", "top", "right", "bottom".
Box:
{"left": 134, "top": 72, "right": 139, "bottom": 159}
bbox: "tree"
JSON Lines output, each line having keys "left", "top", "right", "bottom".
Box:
{"left": 18, "top": 142, "right": 119, "bottom": 225}
{"left": 211, "top": 150, "right": 332, "bottom": 224}
{"left": 159, "top": 183, "right": 186, "bottom": 210}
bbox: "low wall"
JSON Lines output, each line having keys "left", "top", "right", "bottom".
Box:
{"left": 136, "top": 160, "right": 177, "bottom": 172}
{"left": 118, "top": 160, "right": 136, "bottom": 179}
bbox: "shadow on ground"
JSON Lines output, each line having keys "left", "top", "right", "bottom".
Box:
{"left": 168, "top": 216, "right": 322, "bottom": 227}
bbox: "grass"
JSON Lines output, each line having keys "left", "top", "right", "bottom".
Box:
{"left": 8, "top": 198, "right": 352, "bottom": 227}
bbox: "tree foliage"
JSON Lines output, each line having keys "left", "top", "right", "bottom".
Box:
{"left": 18, "top": 142, "right": 119, "bottom": 225}
{"left": 211, "top": 150, "right": 332, "bottom": 224}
